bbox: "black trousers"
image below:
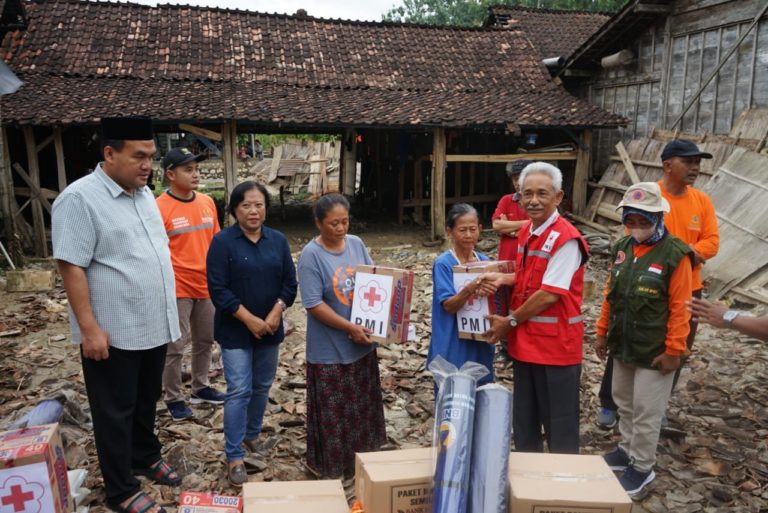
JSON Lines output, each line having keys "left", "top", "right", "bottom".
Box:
{"left": 81, "top": 344, "right": 167, "bottom": 505}
{"left": 598, "top": 289, "right": 702, "bottom": 410}
{"left": 512, "top": 359, "right": 581, "bottom": 454}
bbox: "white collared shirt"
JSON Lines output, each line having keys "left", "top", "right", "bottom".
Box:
{"left": 527, "top": 211, "right": 583, "bottom": 292}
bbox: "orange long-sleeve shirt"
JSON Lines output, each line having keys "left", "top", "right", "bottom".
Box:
{"left": 658, "top": 180, "right": 719, "bottom": 291}
{"left": 596, "top": 243, "right": 693, "bottom": 356}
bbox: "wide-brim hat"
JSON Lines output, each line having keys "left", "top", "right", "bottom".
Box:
{"left": 616, "top": 182, "right": 670, "bottom": 213}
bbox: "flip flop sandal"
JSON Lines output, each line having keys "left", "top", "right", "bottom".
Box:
{"left": 133, "top": 459, "right": 182, "bottom": 486}
{"left": 110, "top": 492, "right": 166, "bottom": 513}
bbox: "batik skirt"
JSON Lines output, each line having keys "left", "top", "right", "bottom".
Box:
{"left": 306, "top": 349, "right": 387, "bottom": 478}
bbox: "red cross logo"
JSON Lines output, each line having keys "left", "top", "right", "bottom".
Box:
{"left": 362, "top": 286, "right": 382, "bottom": 307}
{"left": 2, "top": 484, "right": 34, "bottom": 512}
{"left": 0, "top": 476, "right": 45, "bottom": 513}
{"left": 461, "top": 278, "right": 483, "bottom": 312}
{"left": 358, "top": 280, "right": 388, "bottom": 314}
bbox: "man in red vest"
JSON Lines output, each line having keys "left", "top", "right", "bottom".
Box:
{"left": 484, "top": 162, "right": 589, "bottom": 453}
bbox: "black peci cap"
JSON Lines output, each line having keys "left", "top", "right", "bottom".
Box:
{"left": 101, "top": 117, "right": 154, "bottom": 141}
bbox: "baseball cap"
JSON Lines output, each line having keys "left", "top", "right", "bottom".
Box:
{"left": 660, "top": 139, "right": 713, "bottom": 161}
{"left": 616, "top": 182, "right": 670, "bottom": 213}
{"left": 505, "top": 159, "right": 532, "bottom": 176}
{"left": 162, "top": 147, "right": 207, "bottom": 171}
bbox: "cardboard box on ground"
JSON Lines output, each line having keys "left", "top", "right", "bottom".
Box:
{"left": 453, "top": 261, "right": 513, "bottom": 342}
{"left": 355, "top": 448, "right": 433, "bottom": 513}
{"left": 350, "top": 265, "right": 414, "bottom": 344}
{"left": 178, "top": 492, "right": 242, "bottom": 513}
{"left": 0, "top": 423, "right": 72, "bottom": 513}
{"left": 354, "top": 448, "right": 632, "bottom": 513}
{"left": 508, "top": 452, "right": 632, "bottom": 513}
{"left": 242, "top": 480, "right": 348, "bottom": 513}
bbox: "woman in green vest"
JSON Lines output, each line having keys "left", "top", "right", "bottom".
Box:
{"left": 593, "top": 181, "right": 694, "bottom": 497}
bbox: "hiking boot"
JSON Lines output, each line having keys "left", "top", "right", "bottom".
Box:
{"left": 603, "top": 447, "right": 630, "bottom": 472}
{"left": 190, "top": 386, "right": 226, "bottom": 405}
{"left": 619, "top": 465, "right": 655, "bottom": 496}
{"left": 166, "top": 401, "right": 193, "bottom": 422}
{"left": 597, "top": 407, "right": 618, "bottom": 429}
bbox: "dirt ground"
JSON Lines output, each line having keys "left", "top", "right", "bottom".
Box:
{"left": 1, "top": 205, "right": 767, "bottom": 513}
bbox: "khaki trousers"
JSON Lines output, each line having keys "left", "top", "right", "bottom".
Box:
{"left": 162, "top": 298, "right": 215, "bottom": 403}
{"left": 612, "top": 358, "right": 675, "bottom": 472}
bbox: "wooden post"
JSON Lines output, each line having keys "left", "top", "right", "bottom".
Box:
{"left": 413, "top": 159, "right": 423, "bottom": 225}
{"left": 431, "top": 127, "right": 446, "bottom": 241}
{"left": 22, "top": 126, "right": 47, "bottom": 257}
{"left": 342, "top": 128, "right": 357, "bottom": 196}
{"left": 53, "top": 127, "right": 67, "bottom": 192}
{"left": 397, "top": 165, "right": 404, "bottom": 225}
{"left": 0, "top": 124, "right": 15, "bottom": 255}
{"left": 221, "top": 121, "right": 238, "bottom": 227}
{"left": 573, "top": 129, "right": 592, "bottom": 216}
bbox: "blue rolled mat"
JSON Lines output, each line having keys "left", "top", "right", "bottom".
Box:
{"left": 469, "top": 384, "right": 513, "bottom": 513}
{"left": 432, "top": 372, "right": 478, "bottom": 513}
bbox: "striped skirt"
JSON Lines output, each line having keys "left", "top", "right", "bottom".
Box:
{"left": 306, "top": 349, "right": 387, "bottom": 478}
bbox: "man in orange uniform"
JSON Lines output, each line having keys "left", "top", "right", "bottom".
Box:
{"left": 157, "top": 148, "right": 225, "bottom": 421}
{"left": 596, "top": 140, "right": 719, "bottom": 429}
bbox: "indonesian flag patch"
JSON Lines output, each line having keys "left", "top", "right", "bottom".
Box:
{"left": 648, "top": 263, "right": 663, "bottom": 275}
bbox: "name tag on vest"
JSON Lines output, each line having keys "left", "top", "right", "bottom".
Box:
{"left": 542, "top": 230, "right": 561, "bottom": 253}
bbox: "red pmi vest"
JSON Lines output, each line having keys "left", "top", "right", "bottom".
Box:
{"left": 509, "top": 215, "right": 589, "bottom": 365}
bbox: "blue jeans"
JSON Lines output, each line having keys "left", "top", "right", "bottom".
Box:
{"left": 221, "top": 343, "right": 280, "bottom": 461}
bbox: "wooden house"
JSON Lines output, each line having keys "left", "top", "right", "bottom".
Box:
{"left": 0, "top": 0, "right": 623, "bottom": 256}
{"left": 558, "top": 0, "right": 768, "bottom": 172}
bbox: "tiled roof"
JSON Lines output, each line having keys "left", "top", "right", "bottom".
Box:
{"left": 487, "top": 5, "right": 609, "bottom": 60}
{"left": 0, "top": 0, "right": 624, "bottom": 128}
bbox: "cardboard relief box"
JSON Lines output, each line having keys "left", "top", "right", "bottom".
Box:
{"left": 0, "top": 423, "right": 72, "bottom": 513}
{"left": 356, "top": 447, "right": 433, "bottom": 513}
{"left": 453, "top": 260, "right": 513, "bottom": 342}
{"left": 507, "top": 453, "right": 632, "bottom": 513}
{"left": 242, "top": 480, "right": 348, "bottom": 513}
{"left": 178, "top": 492, "right": 242, "bottom": 513}
{"left": 350, "top": 265, "right": 415, "bottom": 344}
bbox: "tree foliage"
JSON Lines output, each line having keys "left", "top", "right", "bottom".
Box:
{"left": 383, "top": 0, "right": 628, "bottom": 27}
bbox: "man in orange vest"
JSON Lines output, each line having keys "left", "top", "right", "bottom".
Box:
{"left": 596, "top": 139, "right": 720, "bottom": 429}
{"left": 484, "top": 162, "right": 589, "bottom": 453}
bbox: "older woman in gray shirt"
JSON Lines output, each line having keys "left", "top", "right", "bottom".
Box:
{"left": 297, "top": 194, "right": 386, "bottom": 478}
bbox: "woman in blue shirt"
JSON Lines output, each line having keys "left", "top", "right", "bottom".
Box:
{"left": 428, "top": 203, "right": 496, "bottom": 384}
{"left": 206, "top": 181, "right": 297, "bottom": 486}
{"left": 297, "top": 194, "right": 386, "bottom": 478}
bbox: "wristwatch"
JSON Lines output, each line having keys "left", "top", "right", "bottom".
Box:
{"left": 276, "top": 298, "right": 287, "bottom": 312}
{"left": 723, "top": 310, "right": 739, "bottom": 329}
{"left": 508, "top": 315, "right": 518, "bottom": 328}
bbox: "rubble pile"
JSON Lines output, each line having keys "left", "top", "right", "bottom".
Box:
{"left": 1, "top": 225, "right": 766, "bottom": 513}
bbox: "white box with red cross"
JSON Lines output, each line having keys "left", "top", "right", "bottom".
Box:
{"left": 0, "top": 423, "right": 72, "bottom": 513}
{"left": 453, "top": 260, "right": 513, "bottom": 342}
{"left": 350, "top": 265, "right": 415, "bottom": 344}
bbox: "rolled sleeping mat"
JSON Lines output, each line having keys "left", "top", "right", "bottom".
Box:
{"left": 469, "top": 384, "right": 513, "bottom": 513}
{"left": 432, "top": 372, "right": 478, "bottom": 513}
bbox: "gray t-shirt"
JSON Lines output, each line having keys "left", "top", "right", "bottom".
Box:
{"left": 298, "top": 234, "right": 374, "bottom": 364}
{"left": 52, "top": 164, "right": 181, "bottom": 350}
